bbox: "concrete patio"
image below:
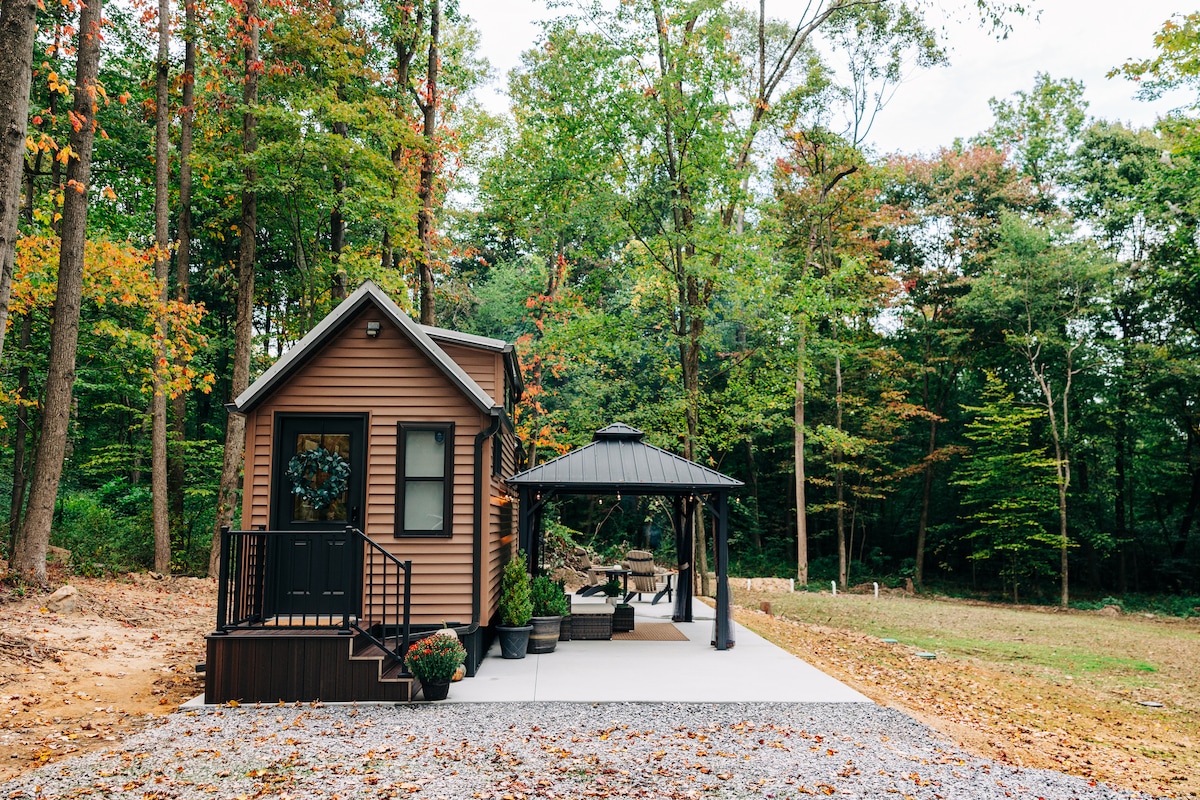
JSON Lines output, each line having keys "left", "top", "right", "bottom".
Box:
{"left": 447, "top": 597, "right": 871, "bottom": 703}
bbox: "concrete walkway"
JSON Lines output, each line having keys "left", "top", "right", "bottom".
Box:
{"left": 448, "top": 597, "right": 870, "bottom": 703}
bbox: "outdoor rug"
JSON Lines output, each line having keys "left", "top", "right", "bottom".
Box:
{"left": 611, "top": 622, "right": 688, "bottom": 641}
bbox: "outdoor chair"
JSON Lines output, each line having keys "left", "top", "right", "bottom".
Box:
{"left": 575, "top": 547, "right": 619, "bottom": 596}
{"left": 623, "top": 550, "right": 674, "bottom": 605}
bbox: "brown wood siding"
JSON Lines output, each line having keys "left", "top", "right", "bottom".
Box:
{"left": 437, "top": 342, "right": 499, "bottom": 404}
{"left": 241, "top": 307, "right": 487, "bottom": 625}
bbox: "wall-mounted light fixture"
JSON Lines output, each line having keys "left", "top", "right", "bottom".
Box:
{"left": 365, "top": 321, "right": 381, "bottom": 338}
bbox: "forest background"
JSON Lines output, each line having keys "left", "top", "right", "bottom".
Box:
{"left": 0, "top": 0, "right": 1198, "bottom": 611}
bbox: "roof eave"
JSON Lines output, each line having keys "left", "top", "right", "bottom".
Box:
{"left": 232, "top": 281, "right": 497, "bottom": 416}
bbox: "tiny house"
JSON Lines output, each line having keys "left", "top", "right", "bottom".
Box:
{"left": 206, "top": 281, "right": 522, "bottom": 703}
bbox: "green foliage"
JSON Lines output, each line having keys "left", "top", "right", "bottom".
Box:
{"left": 952, "top": 373, "right": 1058, "bottom": 600}
{"left": 498, "top": 550, "right": 533, "bottom": 627}
{"left": 530, "top": 574, "right": 569, "bottom": 617}
{"left": 50, "top": 484, "right": 154, "bottom": 576}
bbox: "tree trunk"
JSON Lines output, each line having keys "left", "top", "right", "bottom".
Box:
{"left": 11, "top": 0, "right": 103, "bottom": 586}
{"left": 0, "top": 0, "right": 40, "bottom": 364}
{"left": 170, "top": 0, "right": 197, "bottom": 530}
{"left": 415, "top": 0, "right": 440, "bottom": 325}
{"left": 208, "top": 0, "right": 260, "bottom": 576}
{"left": 7, "top": 314, "right": 33, "bottom": 548}
{"left": 794, "top": 325, "right": 808, "bottom": 585}
{"left": 151, "top": 0, "right": 172, "bottom": 574}
{"left": 914, "top": 416, "right": 937, "bottom": 591}
{"left": 835, "top": 350, "right": 847, "bottom": 591}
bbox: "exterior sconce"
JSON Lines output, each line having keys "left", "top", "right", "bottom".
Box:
{"left": 365, "top": 321, "right": 381, "bottom": 338}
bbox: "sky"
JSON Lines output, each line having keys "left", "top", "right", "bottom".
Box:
{"left": 457, "top": 0, "right": 1191, "bottom": 156}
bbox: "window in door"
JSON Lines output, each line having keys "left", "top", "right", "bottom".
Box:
{"left": 289, "top": 432, "right": 352, "bottom": 523}
{"left": 396, "top": 422, "right": 453, "bottom": 536}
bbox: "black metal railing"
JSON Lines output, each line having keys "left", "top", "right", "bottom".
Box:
{"left": 214, "top": 526, "right": 412, "bottom": 669}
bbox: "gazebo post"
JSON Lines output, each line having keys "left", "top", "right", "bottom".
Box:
{"left": 517, "top": 487, "right": 534, "bottom": 565}
{"left": 673, "top": 495, "right": 695, "bottom": 623}
{"left": 714, "top": 491, "right": 731, "bottom": 650}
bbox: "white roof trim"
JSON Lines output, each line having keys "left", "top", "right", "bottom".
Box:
{"left": 232, "top": 281, "right": 499, "bottom": 415}
{"left": 420, "top": 324, "right": 509, "bottom": 353}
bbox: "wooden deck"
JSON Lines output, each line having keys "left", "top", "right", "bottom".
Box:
{"left": 205, "top": 628, "right": 414, "bottom": 703}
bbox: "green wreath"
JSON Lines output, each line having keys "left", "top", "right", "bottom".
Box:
{"left": 286, "top": 446, "right": 351, "bottom": 510}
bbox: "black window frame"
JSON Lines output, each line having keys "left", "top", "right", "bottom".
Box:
{"left": 395, "top": 421, "right": 454, "bottom": 537}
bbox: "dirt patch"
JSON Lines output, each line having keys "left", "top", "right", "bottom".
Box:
{"left": 732, "top": 588, "right": 1200, "bottom": 799}
{"left": 0, "top": 573, "right": 213, "bottom": 782}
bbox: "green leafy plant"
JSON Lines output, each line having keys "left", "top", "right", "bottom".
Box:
{"left": 499, "top": 550, "right": 533, "bottom": 627}
{"left": 404, "top": 635, "right": 467, "bottom": 683}
{"left": 531, "top": 574, "right": 569, "bottom": 617}
{"left": 601, "top": 578, "right": 622, "bottom": 598}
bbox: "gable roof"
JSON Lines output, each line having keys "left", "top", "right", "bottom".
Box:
{"left": 507, "top": 423, "right": 743, "bottom": 495}
{"left": 420, "top": 324, "right": 525, "bottom": 401}
{"left": 231, "top": 281, "right": 498, "bottom": 415}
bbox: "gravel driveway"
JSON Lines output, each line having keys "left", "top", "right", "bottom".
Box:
{"left": 1, "top": 702, "right": 1153, "bottom": 799}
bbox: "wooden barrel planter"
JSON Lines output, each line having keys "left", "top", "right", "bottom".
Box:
{"left": 529, "top": 616, "right": 562, "bottom": 654}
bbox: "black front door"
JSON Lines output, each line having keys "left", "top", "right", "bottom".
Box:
{"left": 268, "top": 414, "right": 367, "bottom": 617}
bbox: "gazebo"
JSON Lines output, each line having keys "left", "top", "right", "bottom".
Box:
{"left": 506, "top": 423, "right": 744, "bottom": 650}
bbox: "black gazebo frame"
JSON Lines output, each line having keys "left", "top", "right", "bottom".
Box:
{"left": 506, "top": 423, "right": 743, "bottom": 650}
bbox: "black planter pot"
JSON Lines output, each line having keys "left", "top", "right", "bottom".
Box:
{"left": 421, "top": 678, "right": 450, "bottom": 701}
{"left": 496, "top": 625, "right": 532, "bottom": 659}
{"left": 529, "top": 616, "right": 562, "bottom": 653}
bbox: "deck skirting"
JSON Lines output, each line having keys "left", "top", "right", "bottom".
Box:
{"left": 206, "top": 630, "right": 412, "bottom": 703}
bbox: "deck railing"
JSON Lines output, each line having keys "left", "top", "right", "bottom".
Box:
{"left": 213, "top": 526, "right": 412, "bottom": 669}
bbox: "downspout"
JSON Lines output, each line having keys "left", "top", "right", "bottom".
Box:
{"left": 469, "top": 411, "right": 503, "bottom": 635}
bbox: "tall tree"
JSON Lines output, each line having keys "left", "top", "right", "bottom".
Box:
{"left": 952, "top": 372, "right": 1059, "bottom": 603}
{"left": 170, "top": 0, "right": 199, "bottom": 528}
{"left": 0, "top": 0, "right": 40, "bottom": 363}
{"left": 415, "top": 0, "right": 440, "bottom": 324}
{"left": 209, "top": 0, "right": 260, "bottom": 576}
{"left": 966, "top": 214, "right": 1109, "bottom": 606}
{"left": 11, "top": 0, "right": 104, "bottom": 585}
{"left": 151, "top": 0, "right": 172, "bottom": 573}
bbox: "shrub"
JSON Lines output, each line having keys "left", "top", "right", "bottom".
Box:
{"left": 499, "top": 549, "right": 532, "bottom": 627}
{"left": 531, "top": 574, "right": 569, "bottom": 617}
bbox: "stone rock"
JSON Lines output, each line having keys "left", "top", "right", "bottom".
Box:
{"left": 47, "top": 546, "right": 72, "bottom": 566}
{"left": 1096, "top": 604, "right": 1121, "bottom": 616}
{"left": 46, "top": 585, "right": 78, "bottom": 614}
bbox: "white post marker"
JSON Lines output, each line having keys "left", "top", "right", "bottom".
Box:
{"left": 874, "top": 582, "right": 879, "bottom": 599}
{"left": 789, "top": 578, "right": 795, "bottom": 593}
{"left": 831, "top": 581, "right": 837, "bottom": 596}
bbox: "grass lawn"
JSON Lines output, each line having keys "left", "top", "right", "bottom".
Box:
{"left": 731, "top": 588, "right": 1200, "bottom": 799}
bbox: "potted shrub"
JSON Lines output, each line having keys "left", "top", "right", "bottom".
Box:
{"left": 496, "top": 549, "right": 533, "bottom": 658}
{"left": 601, "top": 577, "right": 623, "bottom": 605}
{"left": 529, "top": 575, "right": 569, "bottom": 653}
{"left": 405, "top": 634, "right": 467, "bottom": 701}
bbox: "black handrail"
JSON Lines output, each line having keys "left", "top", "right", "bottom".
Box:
{"left": 214, "top": 526, "right": 412, "bottom": 672}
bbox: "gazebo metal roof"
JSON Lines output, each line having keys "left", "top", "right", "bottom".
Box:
{"left": 506, "top": 423, "right": 743, "bottom": 494}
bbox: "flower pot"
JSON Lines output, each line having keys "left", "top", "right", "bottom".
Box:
{"left": 496, "top": 624, "right": 532, "bottom": 659}
{"left": 529, "top": 616, "right": 561, "bottom": 654}
{"left": 421, "top": 678, "right": 450, "bottom": 701}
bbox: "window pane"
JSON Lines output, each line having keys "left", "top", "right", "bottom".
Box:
{"left": 404, "top": 481, "right": 444, "bottom": 531}
{"left": 405, "top": 429, "right": 446, "bottom": 477}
